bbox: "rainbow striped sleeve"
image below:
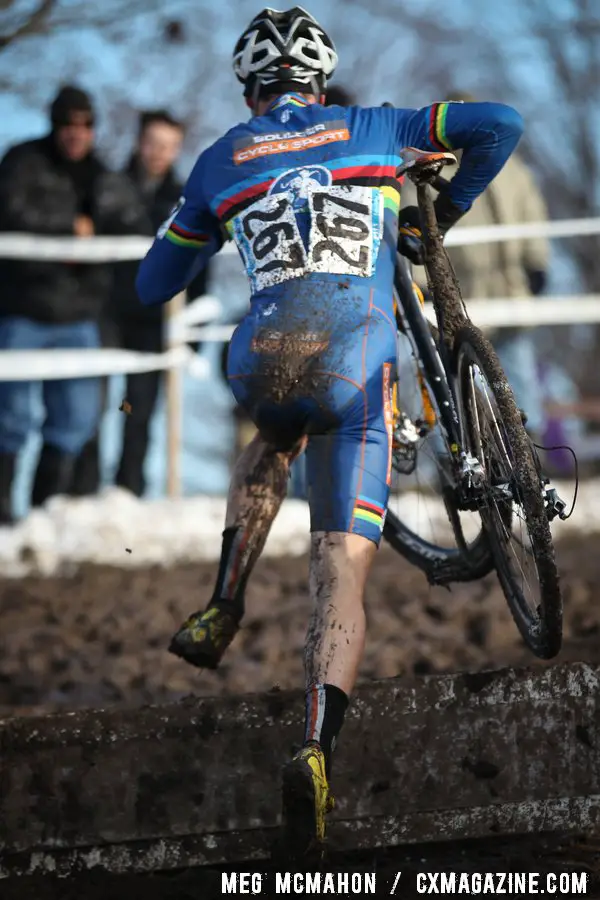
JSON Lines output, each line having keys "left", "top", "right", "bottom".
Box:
{"left": 427, "top": 102, "right": 454, "bottom": 151}
{"left": 165, "top": 220, "right": 211, "bottom": 250}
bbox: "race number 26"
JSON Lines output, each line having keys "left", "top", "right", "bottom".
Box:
{"left": 234, "top": 194, "right": 307, "bottom": 293}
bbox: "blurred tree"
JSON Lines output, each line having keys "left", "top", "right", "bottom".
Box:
{"left": 0, "top": 0, "right": 173, "bottom": 50}
{"left": 347, "top": 0, "right": 600, "bottom": 293}
{"left": 163, "top": 19, "right": 186, "bottom": 44}
{"left": 0, "top": 0, "right": 56, "bottom": 51}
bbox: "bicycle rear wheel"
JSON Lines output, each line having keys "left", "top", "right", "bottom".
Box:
{"left": 454, "top": 322, "right": 562, "bottom": 658}
{"left": 383, "top": 322, "right": 493, "bottom": 585}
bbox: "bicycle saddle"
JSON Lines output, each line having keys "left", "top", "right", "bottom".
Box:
{"left": 397, "top": 147, "right": 457, "bottom": 179}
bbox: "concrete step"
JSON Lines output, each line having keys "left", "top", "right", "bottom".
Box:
{"left": 1, "top": 662, "right": 599, "bottom": 877}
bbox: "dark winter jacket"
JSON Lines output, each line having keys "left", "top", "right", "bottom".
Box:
{"left": 0, "top": 136, "right": 151, "bottom": 323}
{"left": 110, "top": 157, "right": 210, "bottom": 326}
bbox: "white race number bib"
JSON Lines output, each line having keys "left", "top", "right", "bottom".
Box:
{"left": 231, "top": 183, "right": 383, "bottom": 293}
{"left": 307, "top": 184, "right": 383, "bottom": 278}
{"left": 233, "top": 193, "right": 307, "bottom": 293}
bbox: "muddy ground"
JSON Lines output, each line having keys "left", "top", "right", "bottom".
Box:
{"left": 1, "top": 534, "right": 599, "bottom": 716}
{"left": 2, "top": 536, "right": 600, "bottom": 897}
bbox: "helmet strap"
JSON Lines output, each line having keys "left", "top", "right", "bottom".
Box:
{"left": 251, "top": 78, "right": 262, "bottom": 109}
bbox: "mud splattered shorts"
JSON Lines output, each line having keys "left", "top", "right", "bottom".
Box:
{"left": 227, "top": 285, "right": 397, "bottom": 545}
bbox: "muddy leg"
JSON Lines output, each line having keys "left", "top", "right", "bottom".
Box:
{"left": 302, "top": 532, "right": 376, "bottom": 775}
{"left": 169, "top": 433, "right": 305, "bottom": 669}
{"left": 216, "top": 433, "right": 306, "bottom": 607}
{"left": 280, "top": 531, "right": 377, "bottom": 859}
{"left": 305, "top": 532, "right": 376, "bottom": 694}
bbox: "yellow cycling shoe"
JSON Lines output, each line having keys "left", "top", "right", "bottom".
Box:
{"left": 281, "top": 743, "right": 334, "bottom": 859}
{"left": 168, "top": 603, "right": 239, "bottom": 670}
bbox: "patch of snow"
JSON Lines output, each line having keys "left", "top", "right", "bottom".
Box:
{"left": 0, "top": 479, "right": 589, "bottom": 579}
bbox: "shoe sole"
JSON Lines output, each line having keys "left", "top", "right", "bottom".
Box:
{"left": 168, "top": 636, "right": 220, "bottom": 670}
{"left": 281, "top": 759, "right": 324, "bottom": 860}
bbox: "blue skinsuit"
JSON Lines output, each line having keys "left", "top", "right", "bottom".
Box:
{"left": 136, "top": 94, "right": 523, "bottom": 544}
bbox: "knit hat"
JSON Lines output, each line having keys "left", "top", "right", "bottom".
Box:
{"left": 50, "top": 86, "right": 95, "bottom": 127}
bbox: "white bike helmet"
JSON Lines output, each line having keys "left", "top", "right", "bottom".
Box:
{"left": 233, "top": 7, "right": 338, "bottom": 105}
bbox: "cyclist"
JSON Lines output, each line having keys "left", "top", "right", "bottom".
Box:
{"left": 136, "top": 6, "right": 524, "bottom": 856}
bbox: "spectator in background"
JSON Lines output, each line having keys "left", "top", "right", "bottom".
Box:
{"left": 0, "top": 86, "right": 149, "bottom": 524}
{"left": 219, "top": 83, "right": 357, "bottom": 490}
{"left": 443, "top": 91, "right": 549, "bottom": 301}
{"left": 407, "top": 90, "right": 550, "bottom": 438}
{"left": 70, "top": 110, "right": 211, "bottom": 497}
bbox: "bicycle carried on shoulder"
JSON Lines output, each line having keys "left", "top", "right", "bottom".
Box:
{"left": 383, "top": 146, "right": 568, "bottom": 659}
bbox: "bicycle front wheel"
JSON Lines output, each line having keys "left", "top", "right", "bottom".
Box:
{"left": 454, "top": 322, "right": 562, "bottom": 659}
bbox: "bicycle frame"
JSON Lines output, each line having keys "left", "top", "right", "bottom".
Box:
{"left": 393, "top": 251, "right": 462, "bottom": 453}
